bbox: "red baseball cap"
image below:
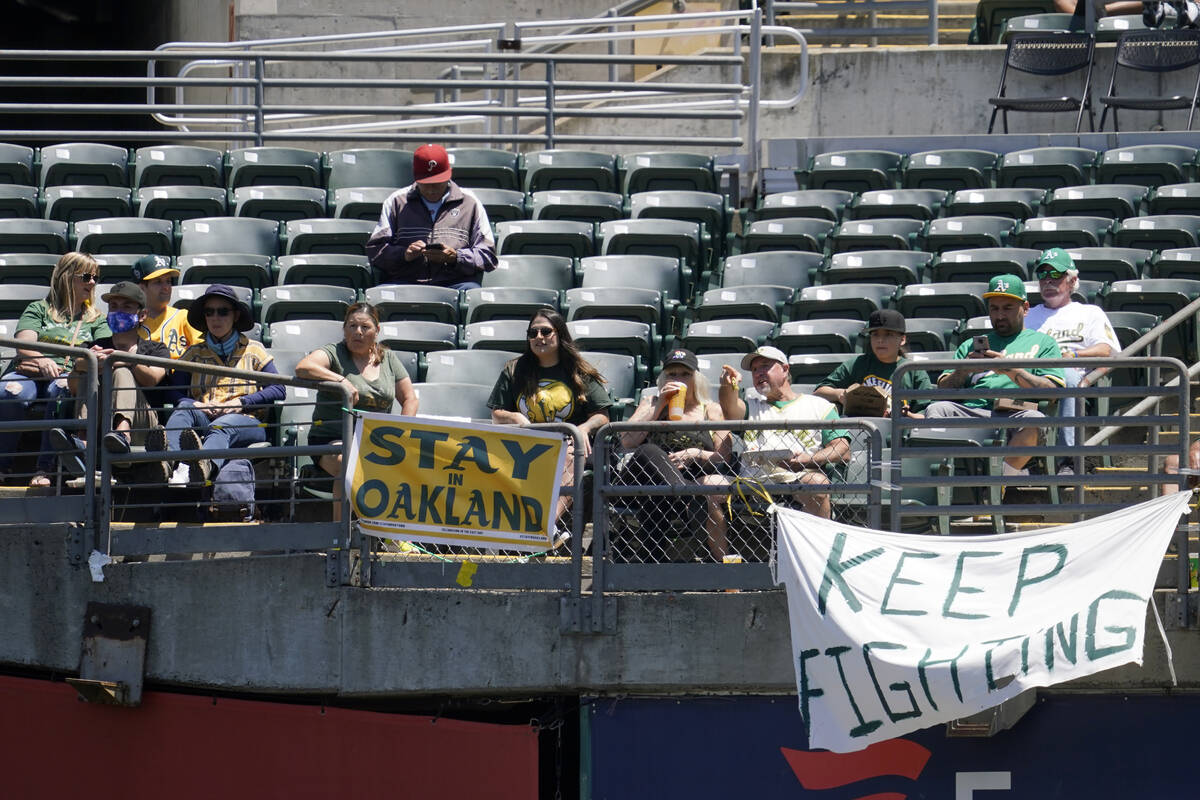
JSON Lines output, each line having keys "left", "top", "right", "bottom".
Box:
{"left": 413, "top": 143, "right": 452, "bottom": 184}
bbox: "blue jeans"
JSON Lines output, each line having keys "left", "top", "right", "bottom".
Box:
{"left": 165, "top": 399, "right": 267, "bottom": 470}
{"left": 1059, "top": 367, "right": 1082, "bottom": 449}
{"left": 0, "top": 371, "right": 73, "bottom": 473}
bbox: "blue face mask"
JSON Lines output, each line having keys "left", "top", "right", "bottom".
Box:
{"left": 107, "top": 310, "right": 140, "bottom": 334}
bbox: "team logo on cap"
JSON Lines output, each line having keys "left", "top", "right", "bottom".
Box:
{"left": 995, "top": 278, "right": 1010, "bottom": 292}
{"left": 427, "top": 159, "right": 439, "bottom": 173}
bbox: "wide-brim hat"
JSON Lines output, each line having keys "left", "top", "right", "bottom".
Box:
{"left": 186, "top": 284, "right": 253, "bottom": 332}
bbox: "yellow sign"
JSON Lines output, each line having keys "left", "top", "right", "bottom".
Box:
{"left": 346, "top": 412, "right": 566, "bottom": 552}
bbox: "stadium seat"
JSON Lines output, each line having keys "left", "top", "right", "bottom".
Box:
{"left": 377, "top": 320, "right": 459, "bottom": 353}
{"left": 233, "top": 186, "right": 327, "bottom": 222}
{"left": 987, "top": 31, "right": 1095, "bottom": 133}
{"left": 73, "top": 217, "right": 173, "bottom": 255}
{"left": 619, "top": 151, "right": 716, "bottom": 194}
{"left": 923, "top": 215, "right": 1015, "bottom": 252}
{"left": 179, "top": 217, "right": 280, "bottom": 257}
{"left": 136, "top": 185, "right": 227, "bottom": 222}
{"left": 283, "top": 218, "right": 373, "bottom": 256}
{"left": 929, "top": 247, "right": 1039, "bottom": 282}
{"left": 970, "top": 0, "right": 1056, "bottom": 44}
{"left": 0, "top": 184, "right": 39, "bottom": 217}
{"left": 530, "top": 190, "right": 624, "bottom": 224}
{"left": 1147, "top": 182, "right": 1200, "bottom": 215}
{"left": 133, "top": 145, "right": 223, "bottom": 187}
{"left": 901, "top": 149, "right": 998, "bottom": 191}
{"left": 903, "top": 317, "right": 961, "bottom": 352}
{"left": 1011, "top": 215, "right": 1111, "bottom": 249}
{"left": 462, "top": 286, "right": 559, "bottom": 324}
{"left": 584, "top": 351, "right": 639, "bottom": 417}
{"left": 1111, "top": 215, "right": 1200, "bottom": 251}
{"left": 629, "top": 190, "right": 731, "bottom": 243}
{"left": 423, "top": 349, "right": 517, "bottom": 384}
{"left": 259, "top": 284, "right": 356, "bottom": 323}
{"left": 570, "top": 253, "right": 684, "bottom": 326}
{"left": 470, "top": 188, "right": 527, "bottom": 224}
{"left": 787, "top": 353, "right": 848, "bottom": 384}
{"left": 0, "top": 219, "right": 68, "bottom": 253}
{"left": 39, "top": 143, "right": 129, "bottom": 187}
{"left": 521, "top": 149, "right": 617, "bottom": 193}
{"left": 226, "top": 147, "right": 322, "bottom": 188}
{"left": 0, "top": 253, "right": 58, "bottom": 285}
{"left": 446, "top": 148, "right": 520, "bottom": 191}
{"left": 1099, "top": 29, "right": 1200, "bottom": 132}
{"left": 719, "top": 251, "right": 822, "bottom": 292}
{"left": 943, "top": 188, "right": 1045, "bottom": 219}
{"left": 0, "top": 144, "right": 35, "bottom": 185}
{"left": 790, "top": 283, "right": 896, "bottom": 321}
{"left": 366, "top": 284, "right": 461, "bottom": 324}
{"left": 0, "top": 283, "right": 49, "bottom": 316}
{"left": 413, "top": 382, "right": 494, "bottom": 421}
{"left": 851, "top": 189, "right": 946, "bottom": 221}
{"left": 1096, "top": 144, "right": 1197, "bottom": 187}
{"left": 773, "top": 318, "right": 864, "bottom": 356}
{"left": 1150, "top": 247, "right": 1200, "bottom": 279}
{"left": 806, "top": 150, "right": 902, "bottom": 193}
{"left": 324, "top": 148, "right": 415, "bottom": 192}
{"left": 821, "top": 250, "right": 931, "bottom": 286}
{"left": 1101, "top": 278, "right": 1200, "bottom": 358}
{"left": 462, "top": 319, "right": 534, "bottom": 352}
{"left": 692, "top": 285, "right": 795, "bottom": 323}
{"left": 330, "top": 187, "right": 392, "bottom": 221}
{"left": 681, "top": 319, "right": 775, "bottom": 354}
{"left": 567, "top": 318, "right": 655, "bottom": 364}
{"left": 755, "top": 189, "right": 853, "bottom": 222}
{"left": 262, "top": 319, "right": 343, "bottom": 352}
{"left": 738, "top": 218, "right": 833, "bottom": 254}
{"left": 1060, "top": 246, "right": 1150, "bottom": 283}
{"left": 895, "top": 282, "right": 989, "bottom": 319}
{"left": 564, "top": 286, "right": 663, "bottom": 329}
{"left": 495, "top": 220, "right": 595, "bottom": 260}
{"left": 484, "top": 254, "right": 575, "bottom": 291}
{"left": 276, "top": 253, "right": 372, "bottom": 290}
{"left": 597, "top": 219, "right": 705, "bottom": 276}
{"left": 91, "top": 253, "right": 146, "bottom": 283}
{"left": 1095, "top": 14, "right": 1149, "bottom": 42}
{"left": 828, "top": 218, "right": 924, "bottom": 252}
{"left": 997, "top": 146, "right": 1097, "bottom": 190}
{"left": 1105, "top": 310, "right": 1159, "bottom": 350}
{"left": 42, "top": 186, "right": 131, "bottom": 223}
{"left": 176, "top": 254, "right": 274, "bottom": 292}
{"left": 956, "top": 314, "right": 994, "bottom": 345}
{"left": 997, "top": 12, "right": 1081, "bottom": 42}
{"left": 1043, "top": 183, "right": 1146, "bottom": 218}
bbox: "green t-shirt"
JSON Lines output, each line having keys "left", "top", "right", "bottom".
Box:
{"left": 817, "top": 353, "right": 934, "bottom": 412}
{"left": 310, "top": 343, "right": 410, "bottom": 442}
{"left": 940, "top": 327, "right": 1065, "bottom": 409}
{"left": 11, "top": 299, "right": 111, "bottom": 372}
{"left": 487, "top": 359, "right": 612, "bottom": 426}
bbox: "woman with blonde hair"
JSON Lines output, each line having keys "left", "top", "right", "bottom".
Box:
{"left": 0, "top": 252, "right": 110, "bottom": 485}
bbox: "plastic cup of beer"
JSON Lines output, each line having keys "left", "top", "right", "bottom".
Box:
{"left": 668, "top": 384, "right": 687, "bottom": 420}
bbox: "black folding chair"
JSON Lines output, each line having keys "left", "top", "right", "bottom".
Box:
{"left": 1099, "top": 29, "right": 1200, "bottom": 131}
{"left": 987, "top": 32, "right": 1096, "bottom": 134}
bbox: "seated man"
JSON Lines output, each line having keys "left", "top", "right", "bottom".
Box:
{"left": 131, "top": 254, "right": 202, "bottom": 359}
{"left": 365, "top": 143, "right": 498, "bottom": 290}
{"left": 719, "top": 346, "right": 850, "bottom": 518}
{"left": 926, "top": 274, "right": 1065, "bottom": 476}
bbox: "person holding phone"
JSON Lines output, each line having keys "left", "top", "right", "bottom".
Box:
{"left": 366, "top": 143, "right": 498, "bottom": 290}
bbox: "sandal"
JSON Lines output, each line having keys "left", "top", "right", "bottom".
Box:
{"left": 29, "top": 473, "right": 51, "bottom": 488}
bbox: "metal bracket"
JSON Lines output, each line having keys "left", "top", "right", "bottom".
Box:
{"left": 560, "top": 596, "right": 618, "bottom": 634}
{"left": 325, "top": 549, "right": 345, "bottom": 587}
{"left": 946, "top": 688, "right": 1036, "bottom": 738}
{"left": 66, "top": 602, "right": 151, "bottom": 707}
{"left": 66, "top": 523, "right": 87, "bottom": 568}
{"left": 1165, "top": 592, "right": 1191, "bottom": 630}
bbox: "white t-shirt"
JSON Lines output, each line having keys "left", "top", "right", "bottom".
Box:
{"left": 1025, "top": 301, "right": 1120, "bottom": 355}
{"left": 740, "top": 393, "right": 846, "bottom": 480}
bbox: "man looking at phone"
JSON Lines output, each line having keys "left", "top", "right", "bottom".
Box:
{"left": 925, "top": 274, "right": 1065, "bottom": 474}
{"left": 366, "top": 143, "right": 498, "bottom": 289}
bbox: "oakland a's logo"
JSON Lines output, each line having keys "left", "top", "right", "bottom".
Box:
{"left": 520, "top": 379, "right": 575, "bottom": 423}
{"left": 995, "top": 279, "right": 1010, "bottom": 292}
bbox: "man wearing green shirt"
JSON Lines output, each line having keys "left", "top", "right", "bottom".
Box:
{"left": 926, "top": 274, "right": 1065, "bottom": 474}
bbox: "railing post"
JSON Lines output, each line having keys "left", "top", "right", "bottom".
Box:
{"left": 545, "top": 59, "right": 557, "bottom": 149}
{"left": 747, "top": 7, "right": 762, "bottom": 176}
{"left": 607, "top": 8, "right": 619, "bottom": 85}
{"left": 253, "top": 55, "right": 265, "bottom": 147}
{"left": 590, "top": 424, "right": 609, "bottom": 630}
{"left": 97, "top": 361, "right": 114, "bottom": 555}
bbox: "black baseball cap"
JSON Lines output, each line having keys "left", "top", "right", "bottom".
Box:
{"left": 661, "top": 347, "right": 699, "bottom": 371}
{"left": 866, "top": 308, "right": 905, "bottom": 334}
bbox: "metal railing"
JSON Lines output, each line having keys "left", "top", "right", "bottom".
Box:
{"left": 764, "top": 0, "right": 940, "bottom": 45}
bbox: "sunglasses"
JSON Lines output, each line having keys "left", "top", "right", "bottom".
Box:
{"left": 527, "top": 326, "right": 555, "bottom": 339}
{"left": 76, "top": 273, "right": 98, "bottom": 282}
{"left": 1036, "top": 269, "right": 1069, "bottom": 280}
{"left": 204, "top": 306, "right": 233, "bottom": 317}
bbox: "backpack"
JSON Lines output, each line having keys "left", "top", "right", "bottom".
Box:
{"left": 210, "top": 458, "right": 256, "bottom": 522}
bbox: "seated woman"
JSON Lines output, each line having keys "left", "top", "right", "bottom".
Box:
{"left": 814, "top": 309, "right": 930, "bottom": 420}
{"left": 0, "top": 252, "right": 110, "bottom": 486}
{"left": 157, "top": 285, "right": 285, "bottom": 485}
{"left": 619, "top": 348, "right": 734, "bottom": 560}
{"left": 488, "top": 308, "right": 612, "bottom": 525}
{"left": 295, "top": 302, "right": 418, "bottom": 520}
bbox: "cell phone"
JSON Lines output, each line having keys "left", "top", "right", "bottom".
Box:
{"left": 972, "top": 335, "right": 989, "bottom": 353}
{"left": 425, "top": 242, "right": 445, "bottom": 251}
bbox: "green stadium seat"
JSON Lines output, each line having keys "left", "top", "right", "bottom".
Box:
{"left": 0, "top": 253, "right": 58, "bottom": 285}
{"left": 821, "top": 249, "right": 931, "bottom": 286}
{"left": 791, "top": 283, "right": 896, "bottom": 321}
{"left": 682, "top": 319, "right": 776, "bottom": 354}
{"left": 738, "top": 218, "right": 833, "bottom": 254}
{"left": 227, "top": 147, "right": 322, "bottom": 188}
{"left": 0, "top": 219, "right": 68, "bottom": 253}
{"left": 495, "top": 220, "right": 595, "bottom": 260}
{"left": 903, "top": 317, "right": 961, "bottom": 352}
{"left": 997, "top": 13, "right": 1081, "bottom": 43}
{"left": 1094, "top": 14, "right": 1149, "bottom": 42}
{"left": 1043, "top": 183, "right": 1146, "bottom": 218}
{"left": 330, "top": 187, "right": 392, "bottom": 221}
{"left": 1147, "top": 182, "right": 1200, "bottom": 215}
{"left": 1011, "top": 215, "right": 1111, "bottom": 249}
{"left": 73, "top": 217, "right": 173, "bottom": 255}
{"left": 807, "top": 150, "right": 902, "bottom": 193}
{"left": 944, "top": 187, "right": 1045, "bottom": 219}
{"left": 424, "top": 349, "right": 518, "bottom": 385}
{"left": 756, "top": 189, "right": 853, "bottom": 222}
{"left": 413, "top": 382, "right": 494, "bottom": 421}
{"left": 1101, "top": 278, "right": 1200, "bottom": 358}
{"left": 901, "top": 149, "right": 998, "bottom": 190}
{"left": 177, "top": 254, "right": 273, "bottom": 292}
{"left": 829, "top": 217, "right": 924, "bottom": 252}
{"left": 970, "top": 0, "right": 1055, "bottom": 44}
{"left": 276, "top": 253, "right": 372, "bottom": 290}
{"left": 619, "top": 151, "right": 716, "bottom": 194}
{"left": 179, "top": 216, "right": 279, "bottom": 257}
{"left": 564, "top": 286, "right": 663, "bottom": 329}
{"left": 283, "top": 218, "right": 373, "bottom": 256}
{"left": 365, "top": 284, "right": 461, "bottom": 324}
{"left": 233, "top": 186, "right": 327, "bottom": 222}
{"left": 461, "top": 319, "right": 534, "bottom": 352}
{"left": 1099, "top": 29, "right": 1200, "bottom": 132}
{"left": 0, "top": 144, "right": 35, "bottom": 185}
{"left": 584, "top": 351, "right": 639, "bottom": 417}
{"left": 895, "top": 281, "right": 989, "bottom": 319}
{"left": 1060, "top": 246, "right": 1150, "bottom": 283}
{"left": 91, "top": 253, "right": 148, "bottom": 283}
{"left": 930, "top": 246, "right": 1039, "bottom": 282}
{"left": 567, "top": 318, "right": 655, "bottom": 364}
{"left": 1111, "top": 215, "right": 1200, "bottom": 251}
{"left": 1096, "top": 144, "right": 1197, "bottom": 187}
{"left": 470, "top": 188, "right": 526, "bottom": 225}
{"left": 133, "top": 146, "right": 223, "bottom": 188}
{"left": 787, "top": 353, "right": 848, "bottom": 384}
{"left": 0, "top": 184, "right": 39, "bottom": 217}
{"left": 597, "top": 219, "right": 704, "bottom": 275}
{"left": 462, "top": 286, "right": 559, "bottom": 324}
{"left": 39, "top": 143, "right": 129, "bottom": 187}
{"left": 997, "top": 146, "right": 1097, "bottom": 190}
{"left": 923, "top": 215, "right": 1016, "bottom": 252}
{"left": 324, "top": 148, "right": 415, "bottom": 192}
{"left": 262, "top": 319, "right": 343, "bottom": 352}
{"left": 719, "top": 251, "right": 821, "bottom": 291}
{"left": 259, "top": 284, "right": 356, "bottom": 323}
{"left": 446, "top": 148, "right": 519, "bottom": 191}
{"left": 42, "top": 185, "right": 132, "bottom": 223}
{"left": 136, "top": 185, "right": 227, "bottom": 222}
{"left": 773, "top": 318, "right": 864, "bottom": 355}
{"left": 484, "top": 254, "right": 575, "bottom": 291}
{"left": 851, "top": 189, "right": 946, "bottom": 221}
{"left": 521, "top": 149, "right": 617, "bottom": 193}
{"left": 578, "top": 253, "right": 684, "bottom": 305}
{"left": 693, "top": 285, "right": 794, "bottom": 324}
{"left": 0, "top": 284, "right": 48, "bottom": 316}
{"left": 1149, "top": 247, "right": 1200, "bottom": 279}
{"left": 377, "top": 320, "right": 459, "bottom": 353}
{"left": 530, "top": 190, "right": 624, "bottom": 224}
{"left": 629, "top": 190, "right": 731, "bottom": 243}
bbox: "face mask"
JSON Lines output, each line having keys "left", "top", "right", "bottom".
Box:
{"left": 107, "top": 310, "right": 140, "bottom": 334}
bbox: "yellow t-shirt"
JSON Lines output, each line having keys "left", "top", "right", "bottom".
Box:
{"left": 139, "top": 305, "right": 201, "bottom": 359}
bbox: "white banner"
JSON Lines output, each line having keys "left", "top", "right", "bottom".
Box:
{"left": 772, "top": 492, "right": 1192, "bottom": 753}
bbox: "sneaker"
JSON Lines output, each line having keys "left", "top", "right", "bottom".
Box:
{"left": 188, "top": 458, "right": 212, "bottom": 486}
{"left": 1056, "top": 464, "right": 1075, "bottom": 477}
{"left": 102, "top": 431, "right": 131, "bottom": 455}
{"left": 144, "top": 425, "right": 167, "bottom": 453}
{"left": 179, "top": 428, "right": 202, "bottom": 451}
{"left": 169, "top": 462, "right": 190, "bottom": 487}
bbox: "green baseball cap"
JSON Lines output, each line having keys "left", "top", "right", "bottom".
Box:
{"left": 1034, "top": 247, "right": 1078, "bottom": 276}
{"left": 983, "top": 273, "right": 1027, "bottom": 302}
